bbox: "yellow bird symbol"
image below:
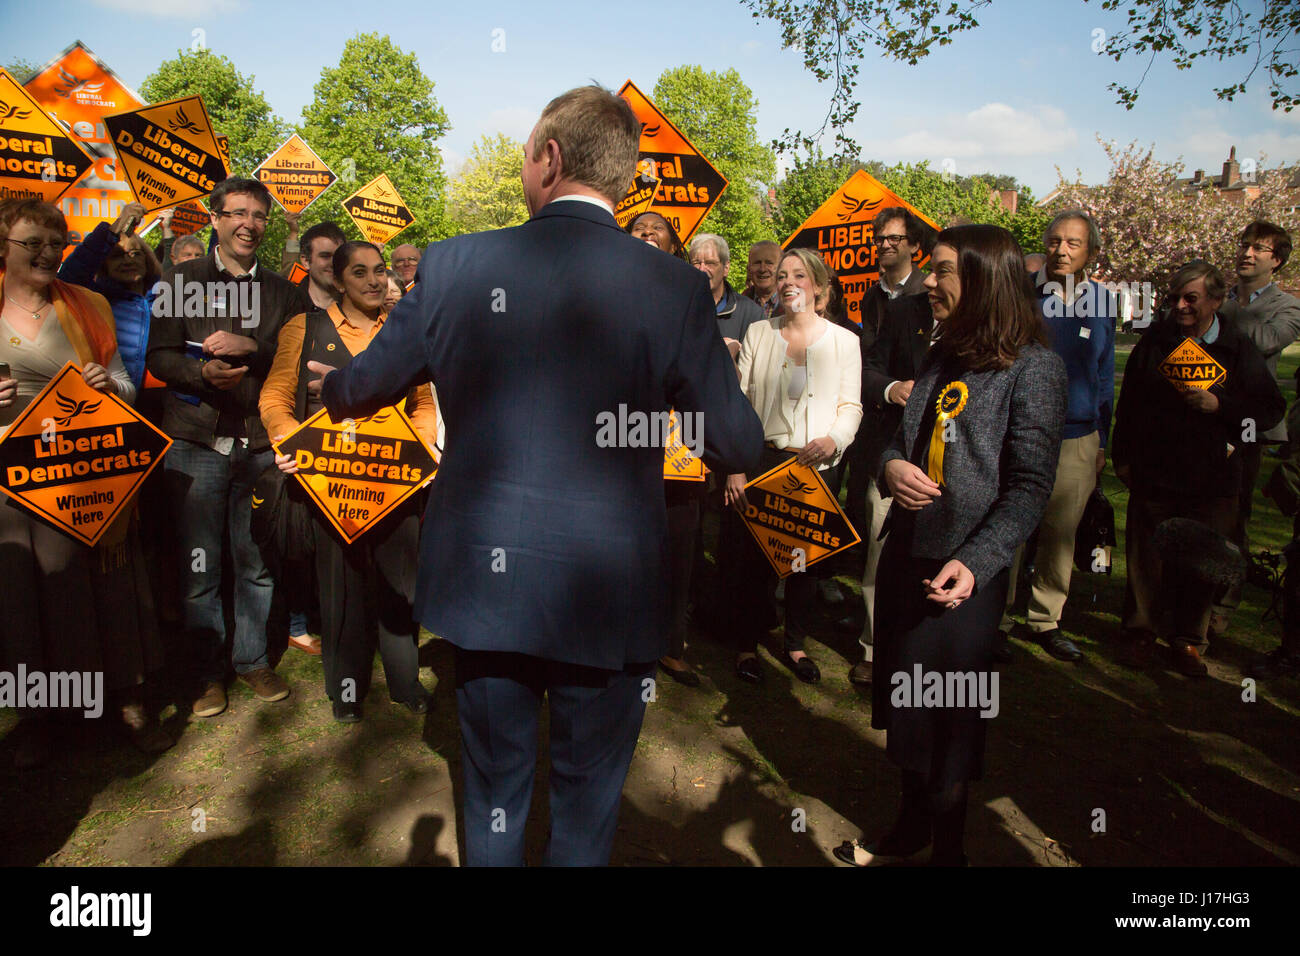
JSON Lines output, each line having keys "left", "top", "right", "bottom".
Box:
{"left": 781, "top": 473, "right": 816, "bottom": 496}
{"left": 52, "top": 391, "right": 103, "bottom": 426}
{"left": 167, "top": 104, "right": 202, "bottom": 134}
{"left": 837, "top": 194, "right": 881, "bottom": 221}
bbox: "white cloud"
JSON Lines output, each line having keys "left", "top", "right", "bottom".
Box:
{"left": 89, "top": 0, "right": 243, "bottom": 15}
{"left": 865, "top": 102, "right": 1079, "bottom": 167}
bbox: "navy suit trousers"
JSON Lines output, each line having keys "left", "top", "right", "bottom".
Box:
{"left": 453, "top": 648, "right": 653, "bottom": 866}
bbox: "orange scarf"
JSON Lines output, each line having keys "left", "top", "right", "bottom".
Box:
{"left": 0, "top": 273, "right": 119, "bottom": 367}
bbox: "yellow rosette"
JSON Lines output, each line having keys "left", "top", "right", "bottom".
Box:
{"left": 927, "top": 380, "right": 969, "bottom": 487}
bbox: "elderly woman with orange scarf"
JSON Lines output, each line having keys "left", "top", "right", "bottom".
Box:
{"left": 0, "top": 199, "right": 169, "bottom": 768}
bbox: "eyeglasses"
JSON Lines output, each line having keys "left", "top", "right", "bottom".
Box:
{"left": 6, "top": 237, "right": 68, "bottom": 255}
{"left": 1238, "top": 241, "right": 1276, "bottom": 255}
{"left": 873, "top": 234, "right": 909, "bottom": 246}
{"left": 690, "top": 258, "right": 722, "bottom": 269}
{"left": 216, "top": 210, "right": 269, "bottom": 226}
{"left": 392, "top": 257, "right": 419, "bottom": 266}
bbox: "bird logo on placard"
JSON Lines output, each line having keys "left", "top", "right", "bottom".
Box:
{"left": 0, "top": 100, "right": 32, "bottom": 122}
{"left": 360, "top": 411, "right": 391, "bottom": 425}
{"left": 53, "top": 392, "right": 102, "bottom": 426}
{"left": 374, "top": 185, "right": 393, "bottom": 199}
{"left": 167, "top": 104, "right": 202, "bottom": 134}
{"left": 837, "top": 194, "right": 882, "bottom": 221}
{"left": 642, "top": 124, "right": 661, "bottom": 138}
{"left": 781, "top": 472, "right": 816, "bottom": 496}
{"left": 53, "top": 67, "right": 104, "bottom": 98}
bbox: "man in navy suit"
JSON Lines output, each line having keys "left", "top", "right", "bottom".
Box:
{"left": 317, "top": 86, "right": 764, "bottom": 865}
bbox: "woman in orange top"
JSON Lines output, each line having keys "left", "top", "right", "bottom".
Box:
{"left": 261, "top": 241, "right": 437, "bottom": 722}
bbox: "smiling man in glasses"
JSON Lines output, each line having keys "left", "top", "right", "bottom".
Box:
{"left": 1220, "top": 221, "right": 1300, "bottom": 635}
{"left": 147, "top": 177, "right": 311, "bottom": 719}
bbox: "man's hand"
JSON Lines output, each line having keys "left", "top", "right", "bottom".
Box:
{"left": 202, "top": 359, "right": 248, "bottom": 391}
{"left": 110, "top": 202, "right": 146, "bottom": 237}
{"left": 795, "top": 436, "right": 837, "bottom": 466}
{"left": 274, "top": 443, "right": 298, "bottom": 475}
{"left": 203, "top": 331, "right": 257, "bottom": 358}
{"left": 723, "top": 337, "right": 741, "bottom": 361}
{"left": 1097, "top": 448, "right": 1106, "bottom": 475}
{"left": 305, "top": 360, "right": 337, "bottom": 398}
{"left": 81, "top": 362, "right": 114, "bottom": 393}
{"left": 1183, "top": 387, "right": 1220, "bottom": 414}
{"left": 157, "top": 207, "right": 174, "bottom": 238}
{"left": 285, "top": 210, "right": 300, "bottom": 237}
{"left": 884, "top": 459, "right": 941, "bottom": 510}
{"left": 923, "top": 559, "right": 974, "bottom": 608}
{"left": 888, "top": 379, "right": 914, "bottom": 406}
{"left": 724, "top": 472, "right": 748, "bottom": 509}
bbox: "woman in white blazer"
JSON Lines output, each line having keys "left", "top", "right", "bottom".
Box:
{"left": 719, "top": 247, "right": 863, "bottom": 684}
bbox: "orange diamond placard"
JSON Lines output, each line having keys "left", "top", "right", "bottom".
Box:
{"left": 274, "top": 404, "right": 436, "bottom": 543}
{"left": 0, "top": 68, "right": 94, "bottom": 204}
{"left": 0, "top": 362, "right": 172, "bottom": 546}
{"left": 22, "top": 42, "right": 146, "bottom": 248}
{"left": 618, "top": 81, "right": 727, "bottom": 245}
{"left": 104, "top": 95, "right": 229, "bottom": 212}
{"left": 1160, "top": 337, "right": 1227, "bottom": 392}
{"left": 782, "top": 170, "right": 939, "bottom": 328}
{"left": 341, "top": 173, "right": 414, "bottom": 246}
{"left": 738, "top": 459, "right": 860, "bottom": 578}
{"left": 663, "top": 410, "right": 706, "bottom": 481}
{"left": 254, "top": 134, "right": 336, "bottom": 214}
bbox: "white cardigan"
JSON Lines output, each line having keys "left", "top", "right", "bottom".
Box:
{"left": 736, "top": 315, "right": 863, "bottom": 469}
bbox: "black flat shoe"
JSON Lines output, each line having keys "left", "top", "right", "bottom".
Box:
{"left": 332, "top": 700, "right": 362, "bottom": 723}
{"left": 735, "top": 656, "right": 763, "bottom": 683}
{"left": 396, "top": 694, "right": 430, "bottom": 714}
{"left": 659, "top": 660, "right": 701, "bottom": 687}
{"left": 833, "top": 836, "right": 929, "bottom": 867}
{"left": 1037, "top": 628, "right": 1083, "bottom": 662}
{"left": 782, "top": 649, "right": 821, "bottom": 683}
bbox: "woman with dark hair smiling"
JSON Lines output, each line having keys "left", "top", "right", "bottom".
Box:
{"left": 261, "top": 241, "right": 437, "bottom": 722}
{"left": 836, "top": 224, "right": 1066, "bottom": 867}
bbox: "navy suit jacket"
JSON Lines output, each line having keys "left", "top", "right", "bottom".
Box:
{"left": 322, "top": 199, "right": 764, "bottom": 669}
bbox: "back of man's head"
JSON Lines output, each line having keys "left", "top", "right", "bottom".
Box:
{"left": 533, "top": 86, "right": 640, "bottom": 203}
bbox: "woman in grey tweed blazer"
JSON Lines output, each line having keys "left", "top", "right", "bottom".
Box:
{"left": 835, "top": 225, "right": 1067, "bottom": 867}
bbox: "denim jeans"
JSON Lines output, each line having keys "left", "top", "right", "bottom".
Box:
{"left": 164, "top": 438, "right": 274, "bottom": 682}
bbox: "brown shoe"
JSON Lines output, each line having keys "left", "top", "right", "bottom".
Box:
{"left": 1169, "top": 641, "right": 1208, "bottom": 678}
{"left": 239, "top": 668, "right": 289, "bottom": 702}
{"left": 849, "top": 660, "right": 873, "bottom": 685}
{"left": 193, "top": 681, "right": 228, "bottom": 718}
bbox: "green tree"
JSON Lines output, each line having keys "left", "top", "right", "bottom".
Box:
{"left": 141, "top": 49, "right": 291, "bottom": 268}
{"left": 773, "top": 151, "right": 1048, "bottom": 254}
{"left": 771, "top": 150, "right": 868, "bottom": 238}
{"left": 652, "top": 66, "right": 778, "bottom": 288}
{"left": 448, "top": 133, "right": 528, "bottom": 232}
{"left": 743, "top": 0, "right": 1300, "bottom": 154}
{"left": 299, "top": 32, "right": 453, "bottom": 253}
{"left": 4, "top": 58, "right": 39, "bottom": 82}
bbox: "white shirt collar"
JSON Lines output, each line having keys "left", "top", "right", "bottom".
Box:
{"left": 878, "top": 268, "right": 912, "bottom": 297}
{"left": 546, "top": 195, "right": 615, "bottom": 216}
{"left": 214, "top": 245, "right": 259, "bottom": 278}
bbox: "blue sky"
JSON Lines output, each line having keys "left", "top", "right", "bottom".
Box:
{"left": 3, "top": 0, "right": 1297, "bottom": 198}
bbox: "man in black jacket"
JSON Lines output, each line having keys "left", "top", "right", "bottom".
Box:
{"left": 850, "top": 289, "right": 935, "bottom": 683}
{"left": 147, "top": 177, "right": 311, "bottom": 717}
{"left": 1112, "top": 260, "right": 1284, "bottom": 676}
